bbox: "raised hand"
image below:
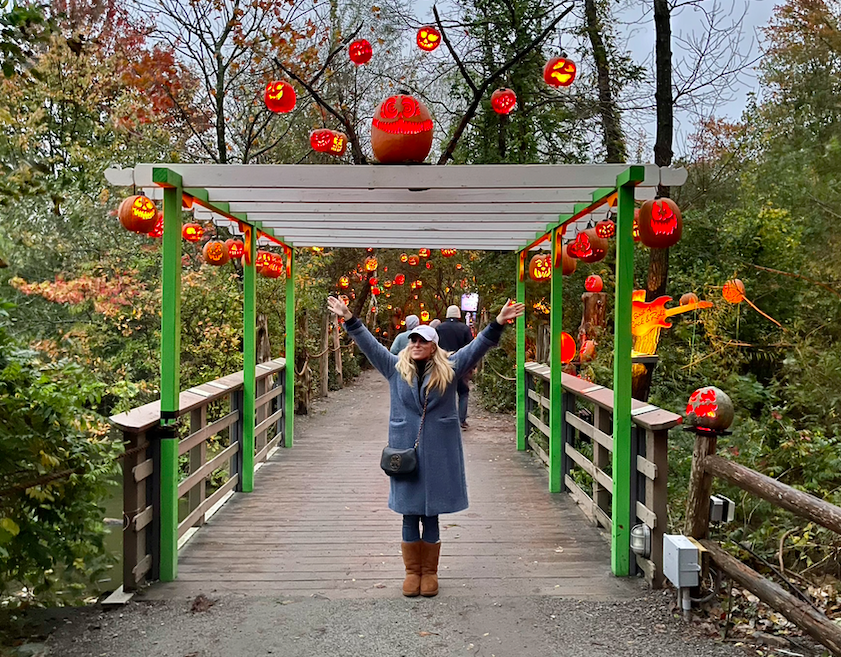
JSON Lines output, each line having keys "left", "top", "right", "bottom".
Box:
{"left": 327, "top": 296, "right": 352, "bottom": 320}
{"left": 496, "top": 299, "right": 526, "bottom": 325}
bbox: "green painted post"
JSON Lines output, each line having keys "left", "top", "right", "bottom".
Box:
{"left": 548, "top": 227, "right": 563, "bottom": 493}
{"left": 611, "top": 166, "right": 645, "bottom": 576}
{"left": 516, "top": 251, "right": 527, "bottom": 451}
{"left": 284, "top": 248, "right": 295, "bottom": 447}
{"left": 158, "top": 174, "right": 182, "bottom": 582}
{"left": 241, "top": 226, "right": 256, "bottom": 492}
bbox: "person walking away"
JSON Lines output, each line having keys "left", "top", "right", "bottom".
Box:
{"left": 436, "top": 305, "right": 474, "bottom": 429}
{"left": 390, "top": 314, "right": 420, "bottom": 354}
{"left": 429, "top": 318, "right": 441, "bottom": 329}
{"left": 327, "top": 295, "right": 525, "bottom": 597}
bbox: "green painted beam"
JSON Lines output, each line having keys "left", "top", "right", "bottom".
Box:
{"left": 285, "top": 248, "right": 295, "bottom": 447}
{"left": 590, "top": 187, "right": 615, "bottom": 203}
{"left": 616, "top": 165, "right": 646, "bottom": 187}
{"left": 183, "top": 187, "right": 209, "bottom": 203}
{"left": 241, "top": 226, "right": 256, "bottom": 492}
{"left": 153, "top": 167, "right": 182, "bottom": 188}
{"left": 516, "top": 251, "right": 527, "bottom": 451}
{"left": 548, "top": 226, "right": 563, "bottom": 493}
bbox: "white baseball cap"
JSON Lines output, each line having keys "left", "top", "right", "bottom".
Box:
{"left": 407, "top": 325, "right": 439, "bottom": 345}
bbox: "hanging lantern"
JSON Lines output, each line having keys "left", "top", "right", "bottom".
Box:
{"left": 365, "top": 256, "right": 378, "bottom": 272}
{"left": 264, "top": 80, "right": 296, "bottom": 113}
{"left": 420, "top": 310, "right": 430, "bottom": 322}
{"left": 147, "top": 212, "right": 164, "bottom": 238}
{"left": 722, "top": 279, "right": 746, "bottom": 304}
{"left": 226, "top": 239, "right": 245, "bottom": 259}
{"left": 595, "top": 220, "right": 616, "bottom": 239}
{"left": 585, "top": 275, "right": 603, "bottom": 293}
{"left": 371, "top": 94, "right": 434, "bottom": 164}
{"left": 528, "top": 253, "right": 552, "bottom": 282}
{"left": 638, "top": 198, "right": 682, "bottom": 249}
{"left": 394, "top": 274, "right": 405, "bottom": 285}
{"left": 418, "top": 248, "right": 430, "bottom": 258}
{"left": 543, "top": 56, "right": 576, "bottom": 87}
{"left": 348, "top": 39, "right": 372, "bottom": 65}
{"left": 338, "top": 275, "right": 350, "bottom": 289}
{"left": 202, "top": 240, "right": 230, "bottom": 266}
{"left": 310, "top": 129, "right": 348, "bottom": 156}
{"left": 408, "top": 255, "right": 420, "bottom": 266}
{"left": 440, "top": 248, "right": 457, "bottom": 257}
{"left": 416, "top": 26, "right": 441, "bottom": 51}
{"left": 567, "top": 228, "right": 607, "bottom": 263}
{"left": 561, "top": 248, "right": 577, "bottom": 276}
{"left": 560, "top": 332, "right": 576, "bottom": 364}
{"left": 685, "top": 386, "right": 735, "bottom": 432}
{"left": 118, "top": 195, "right": 158, "bottom": 233}
{"left": 400, "top": 253, "right": 408, "bottom": 263}
{"left": 182, "top": 223, "right": 203, "bottom": 242}
{"left": 491, "top": 88, "right": 517, "bottom": 115}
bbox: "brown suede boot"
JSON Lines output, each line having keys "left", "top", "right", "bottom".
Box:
{"left": 420, "top": 541, "right": 441, "bottom": 597}
{"left": 401, "top": 541, "right": 423, "bottom": 597}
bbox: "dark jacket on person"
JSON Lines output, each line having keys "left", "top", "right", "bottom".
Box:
{"left": 436, "top": 318, "right": 473, "bottom": 353}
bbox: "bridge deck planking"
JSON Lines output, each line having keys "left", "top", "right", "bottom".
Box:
{"left": 141, "top": 370, "right": 641, "bottom": 601}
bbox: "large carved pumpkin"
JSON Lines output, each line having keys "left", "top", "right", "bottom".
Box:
{"left": 118, "top": 195, "right": 158, "bottom": 233}
{"left": 528, "top": 253, "right": 552, "bottom": 282}
{"left": 264, "top": 81, "right": 296, "bottom": 113}
{"left": 202, "top": 240, "right": 230, "bottom": 266}
{"left": 543, "top": 56, "right": 576, "bottom": 87}
{"left": 561, "top": 248, "right": 577, "bottom": 276}
{"left": 417, "top": 26, "right": 441, "bottom": 51}
{"left": 371, "top": 94, "right": 434, "bottom": 164}
{"left": 685, "top": 386, "right": 734, "bottom": 432}
{"left": 566, "top": 228, "right": 607, "bottom": 263}
{"left": 638, "top": 198, "right": 682, "bottom": 249}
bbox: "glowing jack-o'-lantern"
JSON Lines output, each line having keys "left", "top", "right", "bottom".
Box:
{"left": 638, "top": 198, "right": 682, "bottom": 249}
{"left": 365, "top": 257, "right": 378, "bottom": 272}
{"left": 585, "top": 275, "right": 603, "bottom": 293}
{"left": 722, "top": 279, "right": 745, "bottom": 304}
{"left": 440, "top": 248, "right": 456, "bottom": 257}
{"left": 400, "top": 253, "right": 408, "bottom": 263}
{"left": 595, "top": 220, "right": 616, "bottom": 239}
{"left": 491, "top": 88, "right": 517, "bottom": 114}
{"left": 685, "top": 386, "right": 734, "bottom": 432}
{"left": 567, "top": 229, "right": 607, "bottom": 263}
{"left": 118, "top": 195, "right": 158, "bottom": 233}
{"left": 418, "top": 248, "right": 430, "bottom": 258}
{"left": 255, "top": 250, "right": 272, "bottom": 273}
{"left": 369, "top": 277, "right": 378, "bottom": 286}
{"left": 147, "top": 212, "right": 164, "bottom": 238}
{"left": 371, "top": 286, "right": 381, "bottom": 296}
{"left": 264, "top": 81, "right": 296, "bottom": 113}
{"left": 371, "top": 94, "right": 434, "bottom": 164}
{"left": 203, "top": 240, "right": 230, "bottom": 266}
{"left": 348, "top": 39, "right": 372, "bottom": 65}
{"left": 226, "top": 239, "right": 244, "bottom": 259}
{"left": 425, "top": 261, "right": 433, "bottom": 270}
{"left": 420, "top": 310, "right": 430, "bottom": 322}
{"left": 407, "top": 255, "right": 420, "bottom": 266}
{"left": 543, "top": 56, "right": 576, "bottom": 87}
{"left": 560, "top": 332, "right": 576, "bottom": 364}
{"left": 414, "top": 280, "right": 423, "bottom": 289}
{"left": 417, "top": 26, "right": 441, "bottom": 51}
{"left": 383, "top": 280, "right": 392, "bottom": 289}
{"left": 633, "top": 210, "right": 641, "bottom": 242}
{"left": 310, "top": 129, "right": 348, "bottom": 156}
{"left": 528, "top": 253, "right": 552, "bottom": 282}
{"left": 182, "top": 223, "right": 203, "bottom": 242}
{"left": 394, "top": 274, "right": 405, "bottom": 285}
{"left": 338, "top": 275, "right": 350, "bottom": 289}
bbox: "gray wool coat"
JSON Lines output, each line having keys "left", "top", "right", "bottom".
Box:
{"left": 344, "top": 316, "right": 505, "bottom": 516}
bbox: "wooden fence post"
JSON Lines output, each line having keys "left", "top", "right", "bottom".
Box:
{"left": 122, "top": 429, "right": 151, "bottom": 591}
{"left": 231, "top": 388, "right": 245, "bottom": 492}
{"left": 685, "top": 430, "right": 718, "bottom": 538}
{"left": 188, "top": 407, "right": 207, "bottom": 527}
{"left": 647, "top": 428, "right": 669, "bottom": 588}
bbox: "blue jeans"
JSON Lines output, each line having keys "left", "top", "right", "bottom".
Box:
{"left": 402, "top": 514, "right": 440, "bottom": 543}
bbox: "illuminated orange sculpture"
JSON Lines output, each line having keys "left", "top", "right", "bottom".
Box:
{"left": 491, "top": 88, "right": 516, "bottom": 114}
{"left": 348, "top": 39, "right": 372, "bottom": 65}
{"left": 440, "top": 248, "right": 456, "bottom": 257}
{"left": 226, "top": 239, "right": 244, "bottom": 259}
{"left": 394, "top": 274, "right": 405, "bottom": 285}
{"left": 264, "top": 81, "right": 296, "bottom": 113}
{"left": 371, "top": 286, "right": 381, "bottom": 296}
{"left": 365, "top": 257, "right": 378, "bottom": 272}
{"left": 543, "top": 56, "right": 576, "bottom": 87}
{"left": 685, "top": 386, "right": 734, "bottom": 432}
{"left": 420, "top": 310, "right": 430, "bottom": 322}
{"left": 415, "top": 280, "right": 423, "bottom": 288}
{"left": 255, "top": 250, "right": 272, "bottom": 273}
{"left": 417, "top": 26, "right": 441, "bottom": 51}
{"left": 118, "top": 195, "right": 158, "bottom": 233}
{"left": 202, "top": 240, "right": 230, "bottom": 266}
{"left": 400, "top": 253, "right": 408, "bottom": 263}
{"left": 418, "top": 248, "right": 430, "bottom": 258}
{"left": 181, "top": 223, "right": 203, "bottom": 242}
{"left": 310, "top": 129, "right": 348, "bottom": 156}
{"left": 407, "top": 255, "right": 420, "bottom": 266}
{"left": 595, "top": 219, "right": 616, "bottom": 239}
{"left": 338, "top": 275, "right": 350, "bottom": 288}
{"left": 631, "top": 293, "right": 713, "bottom": 338}
{"left": 528, "top": 253, "right": 552, "bottom": 282}
{"left": 638, "top": 198, "right": 682, "bottom": 249}
{"left": 371, "top": 95, "right": 433, "bottom": 164}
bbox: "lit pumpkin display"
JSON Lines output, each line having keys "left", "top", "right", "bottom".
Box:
{"left": 722, "top": 279, "right": 746, "bottom": 304}
{"left": 584, "top": 275, "right": 603, "bottom": 293}
{"left": 264, "top": 80, "right": 296, "bottom": 113}
{"left": 416, "top": 26, "right": 441, "bottom": 51}
{"left": 543, "top": 56, "right": 576, "bottom": 87}
{"left": 560, "top": 332, "right": 576, "bottom": 364}
{"left": 491, "top": 88, "right": 517, "bottom": 114}
{"left": 408, "top": 255, "right": 420, "bottom": 266}
{"left": 371, "top": 94, "right": 434, "bottom": 164}
{"left": 638, "top": 198, "right": 682, "bottom": 249}
{"left": 147, "top": 212, "right": 164, "bottom": 238}
{"left": 255, "top": 250, "right": 272, "bottom": 273}
{"left": 118, "top": 195, "right": 158, "bottom": 233}
{"left": 394, "top": 274, "right": 405, "bottom": 285}
{"left": 348, "top": 39, "right": 372, "bottom": 65}
{"left": 561, "top": 249, "right": 577, "bottom": 276}
{"left": 371, "top": 286, "right": 381, "bottom": 296}
{"left": 685, "top": 386, "right": 735, "bottom": 432}
{"left": 680, "top": 292, "right": 699, "bottom": 306}
{"left": 420, "top": 310, "right": 430, "bottom": 322}
{"left": 400, "top": 253, "right": 408, "bottom": 263}
{"left": 369, "top": 277, "right": 378, "bottom": 286}
{"left": 528, "top": 253, "right": 552, "bottom": 282}
{"left": 310, "top": 129, "right": 348, "bottom": 156}
{"left": 338, "top": 275, "right": 350, "bottom": 289}
{"left": 425, "top": 261, "right": 433, "bottom": 269}
{"left": 203, "top": 240, "right": 230, "bottom": 266}
{"left": 440, "top": 248, "right": 457, "bottom": 257}
{"left": 567, "top": 228, "right": 607, "bottom": 263}
{"left": 455, "top": 263, "right": 463, "bottom": 270}
{"left": 632, "top": 211, "right": 641, "bottom": 242}
{"left": 182, "top": 223, "right": 203, "bottom": 242}
{"left": 365, "top": 257, "right": 378, "bottom": 271}
{"left": 383, "top": 280, "right": 392, "bottom": 289}
{"left": 418, "top": 248, "right": 430, "bottom": 258}
{"left": 226, "top": 239, "right": 244, "bottom": 259}
{"left": 595, "top": 219, "right": 616, "bottom": 239}
{"left": 415, "top": 280, "right": 423, "bottom": 289}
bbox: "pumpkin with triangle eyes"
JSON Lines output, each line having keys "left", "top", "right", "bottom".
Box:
{"left": 310, "top": 129, "right": 348, "bottom": 156}
{"left": 543, "top": 56, "right": 576, "bottom": 87}
{"left": 638, "top": 198, "right": 682, "bottom": 248}
{"left": 371, "top": 94, "right": 434, "bottom": 163}
{"left": 264, "top": 80, "right": 296, "bottom": 113}
{"left": 528, "top": 253, "right": 552, "bottom": 282}
{"left": 417, "top": 26, "right": 441, "bottom": 51}
{"left": 566, "top": 228, "right": 607, "bottom": 263}
{"left": 118, "top": 195, "right": 158, "bottom": 233}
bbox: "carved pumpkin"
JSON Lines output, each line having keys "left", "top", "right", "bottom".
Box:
{"left": 371, "top": 94, "right": 434, "bottom": 164}
{"left": 255, "top": 250, "right": 272, "bottom": 273}
{"left": 203, "top": 240, "right": 230, "bottom": 266}
{"left": 264, "top": 81, "right": 296, "bottom": 113}
{"left": 560, "top": 332, "right": 576, "bottom": 364}
{"left": 491, "top": 88, "right": 517, "bottom": 114}
{"left": 420, "top": 310, "right": 430, "bottom": 322}
{"left": 633, "top": 210, "right": 641, "bottom": 242}
{"left": 722, "top": 279, "right": 745, "bottom": 304}
{"left": 348, "top": 39, "right": 372, "bottom": 65}
{"left": 418, "top": 248, "right": 430, "bottom": 258}
{"left": 394, "top": 274, "right": 405, "bottom": 285}
{"left": 543, "top": 56, "right": 576, "bottom": 87}
{"left": 425, "top": 261, "right": 433, "bottom": 269}
{"left": 417, "top": 26, "right": 441, "bottom": 51}
{"left": 638, "top": 198, "right": 683, "bottom": 249}
{"left": 528, "top": 253, "right": 552, "bottom": 282}
{"left": 440, "top": 248, "right": 457, "bottom": 257}
{"left": 338, "top": 275, "right": 350, "bottom": 289}
{"left": 118, "top": 195, "right": 158, "bottom": 233}
{"left": 595, "top": 219, "right": 616, "bottom": 239}
{"left": 371, "top": 286, "right": 381, "bottom": 296}
{"left": 567, "top": 228, "right": 607, "bottom": 263}
{"left": 310, "top": 129, "right": 348, "bottom": 156}
{"left": 365, "top": 257, "right": 378, "bottom": 272}
{"left": 561, "top": 248, "right": 577, "bottom": 276}
{"left": 383, "top": 280, "right": 392, "bottom": 289}
{"left": 415, "top": 280, "right": 423, "bottom": 288}
{"left": 585, "top": 275, "right": 603, "bottom": 293}
{"left": 226, "top": 239, "right": 244, "bottom": 259}
{"left": 685, "top": 386, "right": 734, "bottom": 432}
{"left": 181, "top": 223, "right": 203, "bottom": 242}
{"left": 407, "top": 255, "right": 420, "bottom": 266}
{"left": 147, "top": 211, "right": 164, "bottom": 238}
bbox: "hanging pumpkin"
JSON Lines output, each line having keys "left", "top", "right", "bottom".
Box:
{"left": 371, "top": 94, "right": 434, "bottom": 164}
{"left": 595, "top": 219, "right": 616, "bottom": 239}
{"left": 638, "top": 198, "right": 682, "bottom": 249}
{"left": 567, "top": 228, "right": 607, "bottom": 263}
{"left": 425, "top": 261, "right": 433, "bottom": 269}
{"left": 561, "top": 248, "right": 577, "bottom": 276}
{"left": 418, "top": 248, "right": 430, "bottom": 258}
{"left": 491, "top": 88, "right": 517, "bottom": 114}
{"left": 543, "top": 56, "right": 576, "bottom": 87}
{"left": 147, "top": 211, "right": 164, "bottom": 238}
{"left": 203, "top": 240, "right": 230, "bottom": 266}
{"left": 365, "top": 256, "right": 378, "bottom": 271}
{"left": 383, "top": 280, "right": 392, "bottom": 289}
{"left": 371, "top": 286, "right": 381, "bottom": 296}
{"left": 407, "top": 255, "right": 420, "bottom": 266}
{"left": 255, "top": 250, "right": 272, "bottom": 273}
{"left": 420, "top": 310, "right": 430, "bottom": 322}
{"left": 182, "top": 223, "right": 203, "bottom": 242}
{"left": 584, "top": 275, "right": 603, "bottom": 293}
{"left": 394, "top": 274, "right": 405, "bottom": 285}
{"left": 440, "top": 248, "right": 457, "bottom": 257}
{"left": 528, "top": 253, "right": 552, "bottom": 282}
{"left": 415, "top": 280, "right": 423, "bottom": 289}
{"left": 118, "top": 195, "right": 158, "bottom": 233}
{"left": 310, "top": 129, "right": 348, "bottom": 156}
{"left": 560, "top": 332, "right": 576, "bottom": 364}
{"left": 226, "top": 239, "right": 245, "bottom": 259}
{"left": 722, "top": 279, "right": 745, "bottom": 304}
{"left": 369, "top": 277, "right": 378, "bottom": 286}
{"left": 416, "top": 26, "right": 441, "bottom": 51}
{"left": 685, "top": 386, "right": 735, "bottom": 432}
{"left": 399, "top": 253, "right": 408, "bottom": 263}
{"left": 348, "top": 39, "right": 372, "bottom": 65}
{"left": 264, "top": 80, "right": 296, "bottom": 113}
{"left": 338, "top": 275, "right": 350, "bottom": 289}
{"left": 633, "top": 211, "right": 641, "bottom": 242}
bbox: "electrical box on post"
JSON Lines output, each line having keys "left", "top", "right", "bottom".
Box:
{"left": 709, "top": 495, "right": 735, "bottom": 523}
{"left": 663, "top": 534, "right": 701, "bottom": 588}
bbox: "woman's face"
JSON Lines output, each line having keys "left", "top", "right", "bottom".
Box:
{"left": 409, "top": 335, "right": 436, "bottom": 360}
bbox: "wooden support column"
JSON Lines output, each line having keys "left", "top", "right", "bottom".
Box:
{"left": 285, "top": 247, "right": 295, "bottom": 447}
{"left": 647, "top": 428, "right": 668, "bottom": 588}
{"left": 516, "top": 251, "right": 527, "bottom": 451}
{"left": 548, "top": 226, "right": 563, "bottom": 493}
{"left": 241, "top": 225, "right": 256, "bottom": 492}
{"left": 188, "top": 407, "right": 207, "bottom": 527}
{"left": 320, "top": 312, "right": 329, "bottom": 398}
{"left": 122, "top": 429, "right": 151, "bottom": 591}
{"left": 684, "top": 430, "right": 718, "bottom": 539}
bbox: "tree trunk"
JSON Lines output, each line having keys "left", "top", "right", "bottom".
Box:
{"left": 215, "top": 49, "right": 226, "bottom": 164}
{"left": 256, "top": 314, "right": 272, "bottom": 363}
{"left": 577, "top": 291, "right": 607, "bottom": 345}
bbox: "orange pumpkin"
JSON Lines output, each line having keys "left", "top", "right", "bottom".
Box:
{"left": 418, "top": 248, "right": 430, "bottom": 258}
{"left": 226, "top": 239, "right": 244, "bottom": 259}
{"left": 338, "top": 275, "right": 350, "bottom": 289}
{"left": 147, "top": 211, "right": 164, "bottom": 238}
{"left": 181, "top": 223, "right": 203, "bottom": 242}
{"left": 407, "top": 255, "right": 420, "bottom": 266}
{"left": 491, "top": 88, "right": 517, "bottom": 114}
{"left": 528, "top": 253, "right": 552, "bottom": 282}
{"left": 560, "top": 332, "right": 576, "bottom": 364}
{"left": 440, "top": 248, "right": 457, "bottom": 257}
{"left": 203, "top": 240, "right": 230, "bottom": 266}
{"left": 348, "top": 39, "right": 372, "bottom": 65}
{"left": 310, "top": 129, "right": 348, "bottom": 156}
{"left": 264, "top": 81, "right": 296, "bottom": 113}
{"left": 365, "top": 257, "right": 378, "bottom": 271}
{"left": 371, "top": 94, "right": 434, "bottom": 164}
{"left": 561, "top": 248, "right": 577, "bottom": 276}
{"left": 638, "top": 198, "right": 682, "bottom": 248}
{"left": 595, "top": 219, "right": 616, "bottom": 239}
{"left": 417, "top": 26, "right": 441, "bottom": 51}
{"left": 567, "top": 228, "right": 607, "bottom": 263}
{"left": 543, "top": 56, "right": 576, "bottom": 87}
{"left": 118, "top": 195, "right": 158, "bottom": 233}
{"left": 584, "top": 275, "right": 603, "bottom": 293}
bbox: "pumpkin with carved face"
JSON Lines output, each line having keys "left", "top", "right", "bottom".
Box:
{"left": 543, "top": 56, "right": 576, "bottom": 87}
{"left": 440, "top": 248, "right": 456, "bottom": 257}
{"left": 203, "top": 240, "right": 230, "bottom": 266}
{"left": 585, "top": 275, "right": 603, "bottom": 293}
{"left": 371, "top": 94, "right": 434, "bottom": 163}
{"left": 595, "top": 219, "right": 616, "bottom": 239}
{"left": 181, "top": 223, "right": 203, "bottom": 242}
{"left": 118, "top": 195, "right": 158, "bottom": 233}
{"left": 407, "top": 254, "right": 420, "bottom": 266}
{"left": 528, "top": 253, "right": 552, "bottom": 282}
{"left": 638, "top": 198, "right": 682, "bottom": 248}
{"left": 264, "top": 81, "right": 296, "bottom": 113}
{"left": 685, "top": 386, "right": 734, "bottom": 432}
{"left": 348, "top": 39, "right": 372, "bottom": 65}
{"left": 147, "top": 211, "right": 164, "bottom": 238}
{"left": 417, "top": 26, "right": 441, "bottom": 51}
{"left": 310, "top": 129, "right": 348, "bottom": 156}
{"left": 491, "top": 88, "right": 517, "bottom": 114}
{"left": 338, "top": 275, "right": 350, "bottom": 289}
{"left": 566, "top": 228, "right": 607, "bottom": 263}
{"left": 364, "top": 257, "right": 378, "bottom": 271}
{"left": 418, "top": 248, "right": 430, "bottom": 258}
{"left": 226, "top": 239, "right": 244, "bottom": 259}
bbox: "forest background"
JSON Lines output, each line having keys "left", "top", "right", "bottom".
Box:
{"left": 0, "top": 0, "right": 838, "bottom": 609}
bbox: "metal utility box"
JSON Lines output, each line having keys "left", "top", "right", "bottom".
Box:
{"left": 663, "top": 534, "right": 701, "bottom": 588}
{"left": 709, "top": 495, "right": 735, "bottom": 523}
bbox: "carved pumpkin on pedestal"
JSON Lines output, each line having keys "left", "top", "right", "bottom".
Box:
{"left": 264, "top": 81, "right": 296, "bottom": 113}
{"left": 638, "top": 198, "right": 682, "bottom": 248}
{"left": 491, "top": 88, "right": 517, "bottom": 114}
{"left": 685, "top": 386, "right": 734, "bottom": 432}
{"left": 585, "top": 275, "right": 603, "bottom": 293}
{"left": 371, "top": 94, "right": 434, "bottom": 164}
{"left": 528, "top": 253, "right": 552, "bottom": 282}
{"left": 203, "top": 240, "right": 230, "bottom": 266}
{"left": 543, "top": 56, "right": 576, "bottom": 87}
{"left": 417, "top": 26, "right": 441, "bottom": 51}
{"left": 348, "top": 39, "right": 372, "bottom": 65}
{"left": 118, "top": 195, "right": 158, "bottom": 233}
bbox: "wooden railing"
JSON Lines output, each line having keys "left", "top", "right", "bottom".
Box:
{"left": 110, "top": 358, "right": 285, "bottom": 590}
{"left": 686, "top": 430, "right": 841, "bottom": 655}
{"left": 524, "top": 362, "right": 682, "bottom": 586}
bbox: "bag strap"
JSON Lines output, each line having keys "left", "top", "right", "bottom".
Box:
{"left": 414, "top": 390, "right": 429, "bottom": 450}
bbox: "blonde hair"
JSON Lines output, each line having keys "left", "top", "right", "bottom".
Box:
{"left": 395, "top": 344, "right": 455, "bottom": 394}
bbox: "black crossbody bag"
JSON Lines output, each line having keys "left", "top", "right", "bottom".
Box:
{"left": 380, "top": 391, "right": 428, "bottom": 477}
